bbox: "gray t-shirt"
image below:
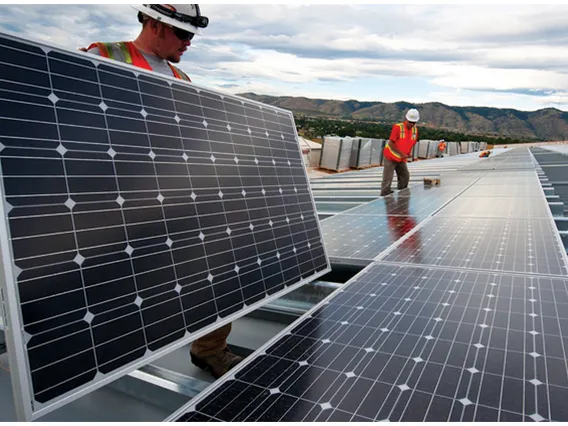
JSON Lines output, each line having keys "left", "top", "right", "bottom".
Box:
{"left": 88, "top": 45, "right": 176, "bottom": 77}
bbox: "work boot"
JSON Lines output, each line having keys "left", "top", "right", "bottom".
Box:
{"left": 190, "top": 348, "right": 243, "bottom": 379}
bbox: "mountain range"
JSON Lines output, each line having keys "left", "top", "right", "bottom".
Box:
{"left": 239, "top": 93, "right": 568, "bottom": 141}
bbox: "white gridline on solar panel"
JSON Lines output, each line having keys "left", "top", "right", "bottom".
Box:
{"left": 15, "top": 224, "right": 323, "bottom": 300}
{"left": 0, "top": 69, "right": 294, "bottom": 140}
{"left": 1, "top": 172, "right": 308, "bottom": 197}
{"left": 12, "top": 211, "right": 322, "bottom": 287}
{"left": 22, "top": 226, "right": 327, "bottom": 385}
{"left": 6, "top": 202, "right": 313, "bottom": 244}
{"left": 382, "top": 218, "right": 567, "bottom": 276}
{"left": 299, "top": 266, "right": 562, "bottom": 421}
{"left": 8, "top": 187, "right": 315, "bottom": 236}
{"left": 2, "top": 183, "right": 324, "bottom": 282}
{"left": 7, "top": 186, "right": 314, "bottom": 231}
{"left": 466, "top": 166, "right": 537, "bottom": 172}
{"left": 4, "top": 183, "right": 310, "bottom": 207}
{"left": 464, "top": 180, "right": 543, "bottom": 189}
{"left": 24, "top": 245, "right": 325, "bottom": 371}
{"left": 337, "top": 198, "right": 456, "bottom": 217}
{"left": 19, "top": 247, "right": 325, "bottom": 332}
{"left": 14, "top": 216, "right": 323, "bottom": 305}
{"left": 0, "top": 83, "right": 300, "bottom": 158}
{"left": 0, "top": 151, "right": 326, "bottom": 272}
{"left": 4, "top": 158, "right": 320, "bottom": 278}
{"left": 434, "top": 197, "right": 552, "bottom": 218}
{"left": 0, "top": 49, "right": 295, "bottom": 136}
{"left": 475, "top": 178, "right": 541, "bottom": 185}
{"left": 4, "top": 129, "right": 316, "bottom": 250}
{"left": 0, "top": 141, "right": 304, "bottom": 170}
{"left": 183, "top": 267, "right": 563, "bottom": 422}
{"left": 26, "top": 260, "right": 328, "bottom": 401}
{"left": 16, "top": 216, "right": 323, "bottom": 289}
{"left": 0, "top": 114, "right": 301, "bottom": 161}
{"left": 386, "top": 230, "right": 562, "bottom": 276}
{"left": 21, "top": 238, "right": 325, "bottom": 339}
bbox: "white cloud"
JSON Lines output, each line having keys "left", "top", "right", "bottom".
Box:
{"left": 0, "top": 4, "right": 567, "bottom": 111}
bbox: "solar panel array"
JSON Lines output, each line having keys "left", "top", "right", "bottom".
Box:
{"left": 0, "top": 32, "right": 330, "bottom": 420}
{"left": 531, "top": 146, "right": 568, "bottom": 216}
{"left": 170, "top": 147, "right": 568, "bottom": 422}
{"left": 319, "top": 174, "right": 485, "bottom": 266}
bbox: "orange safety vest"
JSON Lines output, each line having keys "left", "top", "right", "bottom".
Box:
{"left": 87, "top": 41, "right": 191, "bottom": 82}
{"left": 384, "top": 123, "right": 418, "bottom": 162}
{"left": 438, "top": 141, "right": 446, "bottom": 151}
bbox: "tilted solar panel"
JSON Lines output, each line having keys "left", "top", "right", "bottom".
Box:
{"left": 0, "top": 31, "right": 329, "bottom": 420}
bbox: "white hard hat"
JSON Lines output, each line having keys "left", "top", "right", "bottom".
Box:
{"left": 405, "top": 108, "right": 420, "bottom": 123}
{"left": 132, "top": 4, "right": 208, "bottom": 36}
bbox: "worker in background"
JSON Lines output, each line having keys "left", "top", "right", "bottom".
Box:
{"left": 380, "top": 109, "right": 420, "bottom": 197}
{"left": 84, "top": 4, "right": 243, "bottom": 380}
{"left": 437, "top": 139, "right": 446, "bottom": 157}
{"left": 479, "top": 150, "right": 492, "bottom": 158}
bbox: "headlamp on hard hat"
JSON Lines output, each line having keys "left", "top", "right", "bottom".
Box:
{"left": 145, "top": 4, "right": 209, "bottom": 28}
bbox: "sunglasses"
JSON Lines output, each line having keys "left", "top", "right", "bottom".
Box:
{"left": 171, "top": 26, "right": 195, "bottom": 41}
{"left": 147, "top": 4, "right": 209, "bottom": 29}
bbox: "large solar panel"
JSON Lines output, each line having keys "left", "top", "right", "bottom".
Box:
{"left": 382, "top": 217, "right": 568, "bottom": 276}
{"left": 169, "top": 263, "right": 568, "bottom": 422}
{"left": 0, "top": 32, "right": 330, "bottom": 420}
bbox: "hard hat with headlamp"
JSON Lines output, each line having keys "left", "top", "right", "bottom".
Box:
{"left": 132, "top": 4, "right": 209, "bottom": 36}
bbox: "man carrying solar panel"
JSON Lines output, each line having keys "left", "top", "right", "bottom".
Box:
{"left": 83, "top": 4, "right": 243, "bottom": 380}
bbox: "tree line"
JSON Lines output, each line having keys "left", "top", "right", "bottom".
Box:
{"left": 294, "top": 115, "right": 533, "bottom": 144}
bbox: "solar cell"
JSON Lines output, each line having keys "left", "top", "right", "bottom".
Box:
{"left": 169, "top": 263, "right": 568, "bottom": 422}
{"left": 0, "top": 32, "right": 329, "bottom": 419}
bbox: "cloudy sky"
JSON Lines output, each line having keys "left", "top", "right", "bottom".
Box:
{"left": 1, "top": 3, "right": 568, "bottom": 112}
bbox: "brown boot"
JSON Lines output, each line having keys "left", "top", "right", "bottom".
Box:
{"left": 190, "top": 348, "right": 243, "bottom": 379}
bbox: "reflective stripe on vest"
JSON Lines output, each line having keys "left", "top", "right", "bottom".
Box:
{"left": 87, "top": 41, "right": 191, "bottom": 82}
{"left": 385, "top": 143, "right": 402, "bottom": 160}
{"left": 397, "top": 123, "right": 417, "bottom": 140}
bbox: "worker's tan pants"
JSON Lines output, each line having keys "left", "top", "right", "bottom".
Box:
{"left": 381, "top": 157, "right": 410, "bottom": 196}
{"left": 191, "top": 323, "right": 232, "bottom": 357}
